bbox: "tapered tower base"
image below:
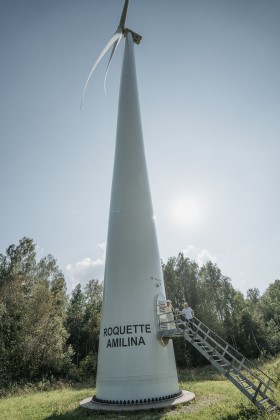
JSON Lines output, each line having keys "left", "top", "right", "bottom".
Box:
{"left": 80, "top": 1, "right": 195, "bottom": 411}
{"left": 80, "top": 390, "right": 195, "bottom": 412}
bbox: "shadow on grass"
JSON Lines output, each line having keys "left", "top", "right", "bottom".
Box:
{"left": 219, "top": 402, "right": 264, "bottom": 420}
{"left": 45, "top": 406, "right": 170, "bottom": 420}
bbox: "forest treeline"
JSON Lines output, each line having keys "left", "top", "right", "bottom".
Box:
{"left": 0, "top": 237, "right": 279, "bottom": 385}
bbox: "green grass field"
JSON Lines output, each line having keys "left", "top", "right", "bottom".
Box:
{"left": 0, "top": 361, "right": 279, "bottom": 420}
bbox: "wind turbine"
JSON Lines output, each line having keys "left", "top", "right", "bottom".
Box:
{"left": 80, "top": 0, "right": 195, "bottom": 411}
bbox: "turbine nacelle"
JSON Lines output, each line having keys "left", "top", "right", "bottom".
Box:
{"left": 124, "top": 28, "right": 142, "bottom": 45}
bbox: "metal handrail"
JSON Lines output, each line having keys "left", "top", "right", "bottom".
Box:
{"left": 189, "top": 316, "right": 276, "bottom": 386}
{"left": 157, "top": 307, "right": 278, "bottom": 412}
{"left": 157, "top": 307, "right": 185, "bottom": 328}
{"left": 157, "top": 308, "right": 275, "bottom": 388}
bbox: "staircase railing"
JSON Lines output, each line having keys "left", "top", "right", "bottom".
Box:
{"left": 189, "top": 315, "right": 275, "bottom": 392}
{"left": 157, "top": 309, "right": 278, "bottom": 413}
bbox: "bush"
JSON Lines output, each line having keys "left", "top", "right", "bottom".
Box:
{"left": 78, "top": 354, "right": 97, "bottom": 380}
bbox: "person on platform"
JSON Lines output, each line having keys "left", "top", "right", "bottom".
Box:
{"left": 166, "top": 300, "right": 176, "bottom": 329}
{"left": 181, "top": 302, "right": 194, "bottom": 331}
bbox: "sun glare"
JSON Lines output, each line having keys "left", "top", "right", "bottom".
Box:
{"left": 170, "top": 196, "right": 202, "bottom": 227}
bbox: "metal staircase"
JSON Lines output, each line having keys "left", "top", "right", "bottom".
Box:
{"left": 157, "top": 308, "right": 278, "bottom": 413}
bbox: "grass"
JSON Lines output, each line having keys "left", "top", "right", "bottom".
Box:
{"left": 0, "top": 361, "right": 279, "bottom": 420}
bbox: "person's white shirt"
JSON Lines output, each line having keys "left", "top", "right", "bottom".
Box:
{"left": 181, "top": 306, "right": 193, "bottom": 320}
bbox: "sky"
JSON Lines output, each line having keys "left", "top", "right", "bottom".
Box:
{"left": 1, "top": 0, "right": 279, "bottom": 297}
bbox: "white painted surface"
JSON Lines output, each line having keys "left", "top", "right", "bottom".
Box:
{"left": 95, "top": 32, "right": 179, "bottom": 401}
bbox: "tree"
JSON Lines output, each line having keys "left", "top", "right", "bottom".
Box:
{"left": 259, "top": 280, "right": 280, "bottom": 355}
{"left": 66, "top": 279, "right": 103, "bottom": 371}
{"left": 163, "top": 253, "right": 199, "bottom": 311}
{"left": 247, "top": 288, "right": 260, "bottom": 305}
{"left": 195, "top": 261, "right": 238, "bottom": 343}
{"left": 163, "top": 254, "right": 201, "bottom": 367}
{"left": 260, "top": 280, "right": 280, "bottom": 325}
{"left": 0, "top": 238, "right": 71, "bottom": 381}
{"left": 83, "top": 279, "right": 103, "bottom": 357}
{"left": 1, "top": 238, "right": 278, "bottom": 380}
{"left": 66, "top": 284, "right": 86, "bottom": 366}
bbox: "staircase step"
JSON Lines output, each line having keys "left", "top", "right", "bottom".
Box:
{"left": 258, "top": 398, "right": 269, "bottom": 405}
{"left": 268, "top": 405, "right": 278, "bottom": 412}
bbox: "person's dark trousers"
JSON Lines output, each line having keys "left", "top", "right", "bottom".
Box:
{"left": 188, "top": 318, "right": 195, "bottom": 332}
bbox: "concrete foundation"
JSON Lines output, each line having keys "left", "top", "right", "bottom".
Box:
{"left": 80, "top": 390, "right": 195, "bottom": 412}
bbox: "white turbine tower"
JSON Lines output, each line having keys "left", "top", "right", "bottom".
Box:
{"left": 81, "top": 0, "right": 195, "bottom": 411}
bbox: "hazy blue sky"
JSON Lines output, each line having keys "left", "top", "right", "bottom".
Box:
{"left": 1, "top": 0, "right": 279, "bottom": 296}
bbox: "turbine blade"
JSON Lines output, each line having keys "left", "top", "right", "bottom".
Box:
{"left": 81, "top": 31, "right": 122, "bottom": 108}
{"left": 118, "top": 0, "right": 130, "bottom": 30}
{"left": 104, "top": 34, "right": 123, "bottom": 94}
